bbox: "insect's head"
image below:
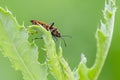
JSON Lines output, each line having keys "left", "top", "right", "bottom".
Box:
{"left": 56, "top": 32, "right": 61, "bottom": 38}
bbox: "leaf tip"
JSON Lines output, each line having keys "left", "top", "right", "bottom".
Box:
{"left": 80, "top": 53, "right": 87, "bottom": 64}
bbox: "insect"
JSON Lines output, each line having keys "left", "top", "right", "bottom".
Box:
{"left": 31, "top": 20, "right": 61, "bottom": 38}
{"left": 30, "top": 20, "right": 70, "bottom": 46}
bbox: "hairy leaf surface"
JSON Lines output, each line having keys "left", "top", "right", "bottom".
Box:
{"left": 0, "top": 7, "right": 47, "bottom": 80}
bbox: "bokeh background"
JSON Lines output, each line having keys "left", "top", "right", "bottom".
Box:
{"left": 0, "top": 0, "right": 120, "bottom": 80}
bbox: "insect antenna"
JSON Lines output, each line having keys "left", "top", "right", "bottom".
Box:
{"left": 60, "top": 35, "right": 72, "bottom": 47}
{"left": 61, "top": 35, "right": 72, "bottom": 38}
{"left": 61, "top": 37, "right": 67, "bottom": 47}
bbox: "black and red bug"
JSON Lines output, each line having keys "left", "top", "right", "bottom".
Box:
{"left": 30, "top": 20, "right": 71, "bottom": 46}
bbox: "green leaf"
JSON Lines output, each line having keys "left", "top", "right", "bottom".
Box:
{"left": 28, "top": 25, "right": 74, "bottom": 80}
{"left": 0, "top": 0, "right": 117, "bottom": 80}
{"left": 0, "top": 7, "right": 47, "bottom": 80}
{"left": 89, "top": 0, "right": 116, "bottom": 79}
{"left": 77, "top": 0, "right": 116, "bottom": 80}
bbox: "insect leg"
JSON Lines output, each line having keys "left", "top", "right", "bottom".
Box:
{"left": 49, "top": 22, "right": 54, "bottom": 28}
{"left": 52, "top": 36, "right": 58, "bottom": 41}
{"left": 32, "top": 37, "right": 43, "bottom": 41}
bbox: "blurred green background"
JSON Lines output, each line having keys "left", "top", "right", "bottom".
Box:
{"left": 0, "top": 0, "right": 120, "bottom": 80}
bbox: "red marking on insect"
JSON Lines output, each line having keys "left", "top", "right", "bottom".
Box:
{"left": 31, "top": 20, "right": 61, "bottom": 38}
{"left": 30, "top": 20, "right": 71, "bottom": 46}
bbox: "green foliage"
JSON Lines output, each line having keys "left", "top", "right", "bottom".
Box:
{"left": 77, "top": 0, "right": 116, "bottom": 80}
{"left": 0, "top": 0, "right": 116, "bottom": 80}
{"left": 28, "top": 25, "right": 74, "bottom": 80}
{"left": 0, "top": 7, "right": 47, "bottom": 80}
